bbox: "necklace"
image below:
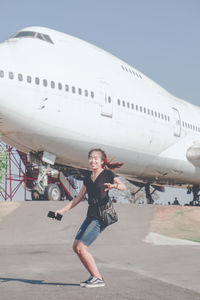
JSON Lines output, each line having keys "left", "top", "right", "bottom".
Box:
{"left": 91, "top": 169, "right": 104, "bottom": 182}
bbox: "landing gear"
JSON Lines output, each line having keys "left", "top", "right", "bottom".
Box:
{"left": 28, "top": 151, "right": 76, "bottom": 201}
{"left": 145, "top": 184, "right": 155, "bottom": 204}
{"left": 31, "top": 189, "right": 44, "bottom": 200}
{"left": 187, "top": 185, "right": 200, "bottom": 206}
{"left": 44, "top": 184, "right": 61, "bottom": 201}
{"left": 130, "top": 181, "right": 158, "bottom": 204}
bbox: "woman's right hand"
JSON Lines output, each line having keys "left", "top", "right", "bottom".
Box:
{"left": 55, "top": 209, "right": 64, "bottom": 218}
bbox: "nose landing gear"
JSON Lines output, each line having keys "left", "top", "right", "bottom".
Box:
{"left": 44, "top": 183, "right": 61, "bottom": 201}
{"left": 28, "top": 151, "right": 76, "bottom": 201}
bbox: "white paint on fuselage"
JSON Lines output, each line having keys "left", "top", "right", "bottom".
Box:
{"left": 1, "top": 26, "right": 200, "bottom": 186}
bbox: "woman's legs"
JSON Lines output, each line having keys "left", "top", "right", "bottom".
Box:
{"left": 73, "top": 240, "right": 102, "bottom": 280}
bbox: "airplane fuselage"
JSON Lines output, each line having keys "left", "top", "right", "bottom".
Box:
{"left": 0, "top": 26, "right": 200, "bottom": 187}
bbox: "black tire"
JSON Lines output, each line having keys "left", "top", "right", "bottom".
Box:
{"left": 31, "top": 190, "right": 44, "bottom": 201}
{"left": 44, "top": 184, "right": 61, "bottom": 201}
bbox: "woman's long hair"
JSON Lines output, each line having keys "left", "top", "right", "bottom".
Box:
{"left": 88, "top": 148, "right": 124, "bottom": 170}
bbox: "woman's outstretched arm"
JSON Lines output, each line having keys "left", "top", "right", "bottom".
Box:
{"left": 55, "top": 185, "right": 87, "bottom": 216}
{"left": 104, "top": 177, "right": 126, "bottom": 191}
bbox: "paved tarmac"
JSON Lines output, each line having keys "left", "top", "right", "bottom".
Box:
{"left": 0, "top": 201, "right": 200, "bottom": 300}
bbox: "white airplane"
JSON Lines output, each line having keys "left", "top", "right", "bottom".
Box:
{"left": 0, "top": 26, "right": 200, "bottom": 203}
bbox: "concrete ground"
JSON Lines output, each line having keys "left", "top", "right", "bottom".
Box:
{"left": 0, "top": 201, "right": 200, "bottom": 300}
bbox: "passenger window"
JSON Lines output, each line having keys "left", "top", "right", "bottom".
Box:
{"left": 155, "top": 111, "right": 157, "bottom": 117}
{"left": 58, "top": 83, "right": 62, "bottom": 90}
{"left": 0, "top": 70, "right": 4, "bottom": 77}
{"left": 164, "top": 115, "right": 167, "bottom": 121}
{"left": 65, "top": 84, "right": 69, "bottom": 91}
{"left": 144, "top": 107, "right": 146, "bottom": 113}
{"left": 122, "top": 100, "right": 125, "bottom": 107}
{"left": 27, "top": 76, "right": 32, "bottom": 83}
{"left": 78, "top": 88, "right": 82, "bottom": 95}
{"left": 147, "top": 109, "right": 150, "bottom": 115}
{"left": 131, "top": 103, "right": 134, "bottom": 109}
{"left": 151, "top": 110, "right": 154, "bottom": 116}
{"left": 140, "top": 106, "right": 142, "bottom": 112}
{"left": 161, "top": 114, "right": 164, "bottom": 119}
{"left": 136, "top": 105, "right": 138, "bottom": 111}
{"left": 35, "top": 77, "right": 40, "bottom": 85}
{"left": 85, "top": 90, "right": 88, "bottom": 97}
{"left": 108, "top": 96, "right": 111, "bottom": 103}
{"left": 72, "top": 86, "right": 76, "bottom": 93}
{"left": 43, "top": 79, "right": 48, "bottom": 87}
{"left": 127, "top": 102, "right": 130, "bottom": 108}
{"left": 9, "top": 72, "right": 14, "bottom": 79}
{"left": 117, "top": 99, "right": 121, "bottom": 105}
{"left": 51, "top": 81, "right": 55, "bottom": 88}
{"left": 18, "top": 74, "right": 23, "bottom": 81}
{"left": 168, "top": 116, "right": 170, "bottom": 122}
{"left": 158, "top": 112, "right": 160, "bottom": 118}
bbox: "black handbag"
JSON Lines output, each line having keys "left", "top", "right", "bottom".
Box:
{"left": 98, "top": 199, "right": 118, "bottom": 226}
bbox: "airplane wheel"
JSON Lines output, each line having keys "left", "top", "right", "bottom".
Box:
{"left": 44, "top": 184, "right": 61, "bottom": 201}
{"left": 31, "top": 190, "right": 44, "bottom": 201}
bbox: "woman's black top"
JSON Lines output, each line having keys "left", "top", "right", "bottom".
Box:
{"left": 83, "top": 169, "right": 117, "bottom": 219}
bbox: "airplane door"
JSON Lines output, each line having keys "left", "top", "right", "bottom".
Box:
{"left": 99, "top": 81, "right": 113, "bottom": 118}
{"left": 172, "top": 107, "right": 181, "bottom": 137}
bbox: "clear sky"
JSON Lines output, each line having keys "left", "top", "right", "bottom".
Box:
{"left": 0, "top": 0, "right": 199, "bottom": 202}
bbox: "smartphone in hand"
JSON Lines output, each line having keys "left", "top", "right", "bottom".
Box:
{"left": 47, "top": 211, "right": 63, "bottom": 221}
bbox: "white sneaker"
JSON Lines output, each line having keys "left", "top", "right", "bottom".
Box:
{"left": 80, "top": 275, "right": 93, "bottom": 287}
{"left": 84, "top": 276, "right": 105, "bottom": 288}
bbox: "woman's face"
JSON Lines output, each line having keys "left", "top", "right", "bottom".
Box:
{"left": 88, "top": 151, "right": 104, "bottom": 170}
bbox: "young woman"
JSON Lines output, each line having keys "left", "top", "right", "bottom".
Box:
{"left": 55, "top": 148, "right": 126, "bottom": 288}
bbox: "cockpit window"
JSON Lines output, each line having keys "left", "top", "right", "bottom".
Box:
{"left": 36, "top": 33, "right": 43, "bottom": 40}
{"left": 11, "top": 31, "right": 54, "bottom": 44}
{"left": 14, "top": 31, "right": 36, "bottom": 38}
{"left": 42, "top": 34, "right": 53, "bottom": 44}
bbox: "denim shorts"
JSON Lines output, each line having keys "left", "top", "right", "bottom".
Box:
{"left": 75, "top": 217, "right": 106, "bottom": 246}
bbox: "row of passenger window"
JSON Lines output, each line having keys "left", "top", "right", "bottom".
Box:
{"left": 182, "top": 121, "right": 200, "bottom": 132}
{"left": 117, "top": 98, "right": 170, "bottom": 122}
{"left": 117, "top": 98, "right": 200, "bottom": 133}
{"left": 121, "top": 65, "right": 142, "bottom": 79}
{"left": 0, "top": 70, "right": 95, "bottom": 99}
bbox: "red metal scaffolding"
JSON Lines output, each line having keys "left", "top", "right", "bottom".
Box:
{"left": 0, "top": 142, "right": 76, "bottom": 201}
{"left": 0, "top": 142, "right": 27, "bottom": 201}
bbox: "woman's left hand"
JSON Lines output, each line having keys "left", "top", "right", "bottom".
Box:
{"left": 104, "top": 183, "right": 116, "bottom": 191}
